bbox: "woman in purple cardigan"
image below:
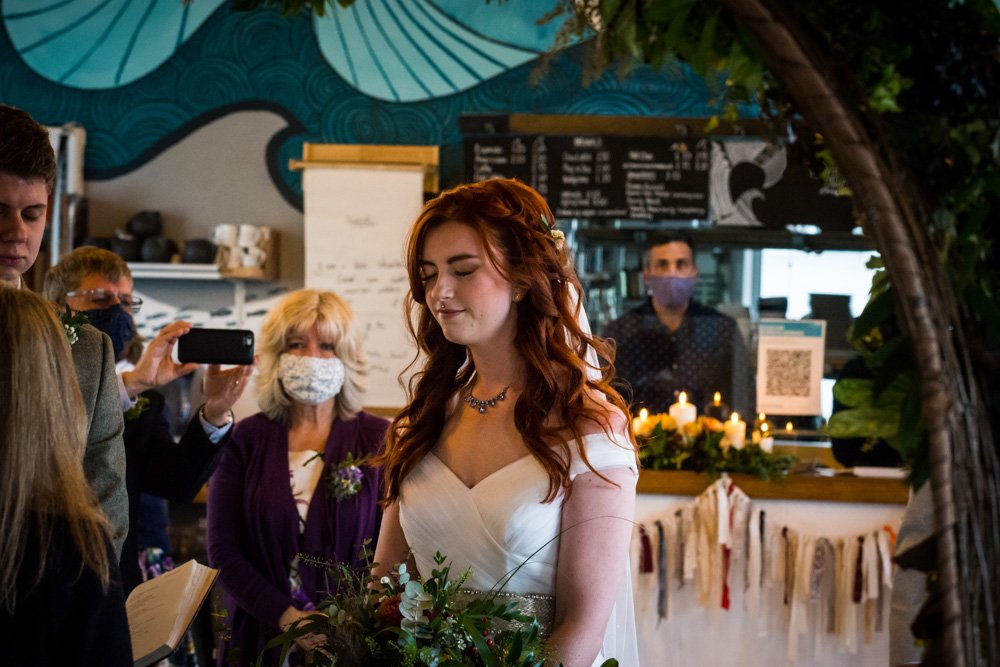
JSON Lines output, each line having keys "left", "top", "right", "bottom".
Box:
{"left": 207, "top": 290, "right": 388, "bottom": 666}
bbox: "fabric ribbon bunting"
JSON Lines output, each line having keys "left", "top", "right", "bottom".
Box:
{"left": 632, "top": 478, "right": 898, "bottom": 663}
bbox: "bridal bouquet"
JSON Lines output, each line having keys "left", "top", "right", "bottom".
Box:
{"left": 260, "top": 546, "right": 619, "bottom": 667}
{"left": 635, "top": 413, "right": 794, "bottom": 480}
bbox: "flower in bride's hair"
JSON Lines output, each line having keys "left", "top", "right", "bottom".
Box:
{"left": 549, "top": 228, "right": 565, "bottom": 251}
{"left": 539, "top": 214, "right": 565, "bottom": 250}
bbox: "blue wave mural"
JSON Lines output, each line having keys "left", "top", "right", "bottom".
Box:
{"left": 0, "top": 1, "right": 749, "bottom": 208}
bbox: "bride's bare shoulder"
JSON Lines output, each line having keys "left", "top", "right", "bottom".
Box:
{"left": 575, "top": 390, "right": 628, "bottom": 437}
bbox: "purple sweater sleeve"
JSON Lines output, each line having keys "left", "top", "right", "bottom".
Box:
{"left": 206, "top": 420, "right": 292, "bottom": 628}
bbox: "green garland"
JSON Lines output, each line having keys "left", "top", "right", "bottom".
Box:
{"left": 637, "top": 419, "right": 794, "bottom": 481}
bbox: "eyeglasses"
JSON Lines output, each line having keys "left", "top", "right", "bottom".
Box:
{"left": 65, "top": 288, "right": 143, "bottom": 314}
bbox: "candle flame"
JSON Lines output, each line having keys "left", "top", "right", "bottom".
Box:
{"left": 785, "top": 421, "right": 794, "bottom": 432}
{"left": 713, "top": 392, "right": 721, "bottom": 405}
{"left": 761, "top": 423, "right": 769, "bottom": 433}
{"left": 678, "top": 391, "right": 688, "bottom": 405}
{"left": 639, "top": 408, "right": 648, "bottom": 420}
{"left": 758, "top": 412, "right": 766, "bottom": 421}
{"left": 730, "top": 412, "right": 739, "bottom": 424}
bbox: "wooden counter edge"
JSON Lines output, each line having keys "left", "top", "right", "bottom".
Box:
{"left": 195, "top": 467, "right": 909, "bottom": 506}
{"left": 637, "top": 469, "right": 909, "bottom": 505}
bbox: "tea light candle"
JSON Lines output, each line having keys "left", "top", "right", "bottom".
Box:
{"left": 724, "top": 412, "right": 746, "bottom": 450}
{"left": 754, "top": 412, "right": 770, "bottom": 432}
{"left": 759, "top": 422, "right": 774, "bottom": 453}
{"left": 703, "top": 391, "right": 730, "bottom": 421}
{"left": 631, "top": 408, "right": 650, "bottom": 435}
{"left": 668, "top": 392, "right": 697, "bottom": 429}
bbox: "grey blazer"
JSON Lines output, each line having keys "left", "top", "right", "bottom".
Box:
{"left": 71, "top": 323, "right": 128, "bottom": 558}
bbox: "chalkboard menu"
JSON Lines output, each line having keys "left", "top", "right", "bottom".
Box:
{"left": 465, "top": 134, "right": 710, "bottom": 221}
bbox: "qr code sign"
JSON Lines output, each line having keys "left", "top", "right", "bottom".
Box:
{"left": 765, "top": 349, "right": 812, "bottom": 397}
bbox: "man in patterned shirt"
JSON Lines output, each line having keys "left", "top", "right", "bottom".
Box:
{"left": 604, "top": 234, "right": 751, "bottom": 416}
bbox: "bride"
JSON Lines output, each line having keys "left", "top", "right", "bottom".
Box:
{"left": 373, "top": 178, "right": 640, "bottom": 666}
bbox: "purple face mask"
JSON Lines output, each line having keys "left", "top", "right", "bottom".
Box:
{"left": 647, "top": 275, "right": 697, "bottom": 310}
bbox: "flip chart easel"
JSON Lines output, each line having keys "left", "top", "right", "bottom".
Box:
{"left": 291, "top": 143, "right": 439, "bottom": 412}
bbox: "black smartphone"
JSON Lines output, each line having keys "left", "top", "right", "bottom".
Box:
{"left": 177, "top": 327, "right": 254, "bottom": 365}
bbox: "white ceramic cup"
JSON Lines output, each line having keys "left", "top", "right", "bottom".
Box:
{"left": 213, "top": 224, "right": 238, "bottom": 247}
{"left": 238, "top": 224, "right": 259, "bottom": 247}
{"left": 241, "top": 245, "right": 266, "bottom": 268}
{"left": 217, "top": 246, "right": 240, "bottom": 269}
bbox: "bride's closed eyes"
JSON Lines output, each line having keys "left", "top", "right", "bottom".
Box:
{"left": 418, "top": 262, "right": 480, "bottom": 285}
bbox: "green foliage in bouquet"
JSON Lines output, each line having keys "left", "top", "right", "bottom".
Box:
{"left": 637, "top": 415, "right": 794, "bottom": 481}
{"left": 257, "top": 545, "right": 618, "bottom": 667}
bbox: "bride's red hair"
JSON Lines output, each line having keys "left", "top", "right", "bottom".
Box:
{"left": 377, "top": 178, "right": 636, "bottom": 505}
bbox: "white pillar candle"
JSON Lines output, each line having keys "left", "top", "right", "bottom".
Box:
{"left": 724, "top": 412, "right": 746, "bottom": 450}
{"left": 758, "top": 422, "right": 774, "bottom": 453}
{"left": 668, "top": 392, "right": 697, "bottom": 429}
{"left": 631, "top": 407, "right": 650, "bottom": 435}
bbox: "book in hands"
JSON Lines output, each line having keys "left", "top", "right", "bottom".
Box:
{"left": 126, "top": 559, "right": 219, "bottom": 667}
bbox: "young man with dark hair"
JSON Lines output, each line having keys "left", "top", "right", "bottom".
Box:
{"left": 0, "top": 103, "right": 129, "bottom": 558}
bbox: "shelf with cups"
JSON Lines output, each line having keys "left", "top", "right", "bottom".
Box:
{"left": 127, "top": 230, "right": 278, "bottom": 326}
{"left": 127, "top": 228, "right": 278, "bottom": 281}
{"left": 126, "top": 262, "right": 276, "bottom": 282}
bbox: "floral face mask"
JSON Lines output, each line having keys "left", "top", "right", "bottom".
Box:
{"left": 278, "top": 354, "right": 346, "bottom": 405}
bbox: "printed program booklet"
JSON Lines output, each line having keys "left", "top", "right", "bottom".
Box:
{"left": 126, "top": 559, "right": 218, "bottom": 667}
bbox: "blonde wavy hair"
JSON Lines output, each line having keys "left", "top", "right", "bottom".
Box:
{"left": 0, "top": 287, "right": 111, "bottom": 612}
{"left": 256, "top": 289, "right": 369, "bottom": 424}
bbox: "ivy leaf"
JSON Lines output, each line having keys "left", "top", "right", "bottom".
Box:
{"left": 832, "top": 378, "right": 874, "bottom": 408}
{"left": 827, "top": 407, "right": 900, "bottom": 440}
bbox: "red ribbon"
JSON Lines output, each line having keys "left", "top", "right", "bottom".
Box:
{"left": 639, "top": 525, "right": 654, "bottom": 573}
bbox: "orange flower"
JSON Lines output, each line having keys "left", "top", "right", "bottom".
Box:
{"left": 682, "top": 420, "right": 703, "bottom": 438}
{"left": 699, "top": 416, "right": 725, "bottom": 432}
{"left": 658, "top": 414, "right": 678, "bottom": 432}
{"left": 377, "top": 594, "right": 404, "bottom": 627}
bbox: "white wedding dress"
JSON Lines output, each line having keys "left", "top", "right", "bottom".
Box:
{"left": 398, "top": 432, "right": 640, "bottom": 667}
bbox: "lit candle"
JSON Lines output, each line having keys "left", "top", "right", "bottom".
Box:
{"left": 703, "top": 391, "right": 729, "bottom": 421}
{"left": 755, "top": 412, "right": 769, "bottom": 432}
{"left": 759, "top": 422, "right": 774, "bottom": 453}
{"left": 724, "top": 412, "right": 746, "bottom": 450}
{"left": 631, "top": 407, "right": 650, "bottom": 435}
{"left": 668, "top": 391, "right": 697, "bottom": 429}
